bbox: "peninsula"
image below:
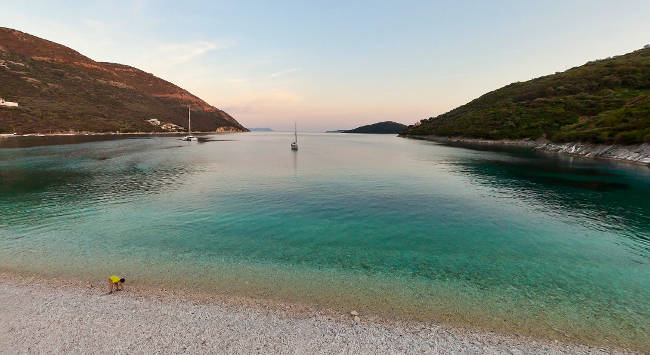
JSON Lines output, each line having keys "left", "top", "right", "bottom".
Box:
{"left": 344, "top": 121, "right": 407, "bottom": 134}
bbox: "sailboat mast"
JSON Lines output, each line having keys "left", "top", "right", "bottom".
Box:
{"left": 188, "top": 106, "right": 191, "bottom": 134}
{"left": 294, "top": 123, "right": 297, "bottom": 142}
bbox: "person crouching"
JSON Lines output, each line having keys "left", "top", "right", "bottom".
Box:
{"left": 108, "top": 275, "right": 125, "bottom": 293}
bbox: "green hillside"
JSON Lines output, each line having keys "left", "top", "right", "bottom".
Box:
{"left": 402, "top": 47, "right": 650, "bottom": 144}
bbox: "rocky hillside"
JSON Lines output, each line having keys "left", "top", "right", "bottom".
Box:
{"left": 402, "top": 46, "right": 650, "bottom": 144}
{"left": 0, "top": 27, "right": 247, "bottom": 134}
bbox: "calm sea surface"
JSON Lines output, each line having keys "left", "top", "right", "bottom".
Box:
{"left": 1, "top": 133, "right": 648, "bottom": 349}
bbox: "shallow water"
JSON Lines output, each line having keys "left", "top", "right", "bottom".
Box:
{"left": 1, "top": 133, "right": 648, "bottom": 349}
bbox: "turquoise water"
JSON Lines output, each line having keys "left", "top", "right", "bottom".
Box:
{"left": 1, "top": 133, "right": 649, "bottom": 349}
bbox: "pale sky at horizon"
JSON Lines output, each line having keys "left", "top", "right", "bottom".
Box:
{"left": 2, "top": 1, "right": 649, "bottom": 131}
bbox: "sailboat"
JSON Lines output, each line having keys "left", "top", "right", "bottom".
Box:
{"left": 182, "top": 106, "right": 198, "bottom": 141}
{"left": 291, "top": 123, "right": 298, "bottom": 151}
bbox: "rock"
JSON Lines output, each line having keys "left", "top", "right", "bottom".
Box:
{"left": 536, "top": 142, "right": 650, "bottom": 165}
{"left": 350, "top": 310, "right": 359, "bottom": 317}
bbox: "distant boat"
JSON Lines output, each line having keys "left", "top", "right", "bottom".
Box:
{"left": 182, "top": 106, "right": 197, "bottom": 141}
{"left": 291, "top": 123, "right": 298, "bottom": 151}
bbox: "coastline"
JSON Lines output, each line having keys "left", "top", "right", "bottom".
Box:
{"left": 400, "top": 135, "right": 650, "bottom": 166}
{"left": 0, "top": 131, "right": 249, "bottom": 147}
{"left": 0, "top": 271, "right": 617, "bottom": 354}
{"left": 0, "top": 130, "right": 247, "bottom": 138}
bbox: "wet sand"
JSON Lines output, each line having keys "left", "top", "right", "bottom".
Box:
{"left": 0, "top": 273, "right": 619, "bottom": 354}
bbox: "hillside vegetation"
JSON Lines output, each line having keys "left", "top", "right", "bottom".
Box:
{"left": 0, "top": 27, "right": 247, "bottom": 134}
{"left": 345, "top": 121, "right": 407, "bottom": 134}
{"left": 402, "top": 47, "right": 650, "bottom": 144}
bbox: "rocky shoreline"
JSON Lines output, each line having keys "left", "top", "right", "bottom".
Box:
{"left": 401, "top": 135, "right": 650, "bottom": 166}
{"left": 0, "top": 272, "right": 618, "bottom": 354}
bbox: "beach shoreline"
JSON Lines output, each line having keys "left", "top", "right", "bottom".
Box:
{"left": 400, "top": 135, "right": 650, "bottom": 167}
{"left": 0, "top": 271, "right": 621, "bottom": 354}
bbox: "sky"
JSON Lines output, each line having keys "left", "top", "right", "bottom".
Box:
{"left": 2, "top": 1, "right": 649, "bottom": 131}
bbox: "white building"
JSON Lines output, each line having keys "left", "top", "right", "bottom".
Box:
{"left": 160, "top": 123, "right": 183, "bottom": 131}
{"left": 0, "top": 98, "right": 19, "bottom": 107}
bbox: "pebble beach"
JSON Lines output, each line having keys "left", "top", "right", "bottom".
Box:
{"left": 0, "top": 273, "right": 620, "bottom": 354}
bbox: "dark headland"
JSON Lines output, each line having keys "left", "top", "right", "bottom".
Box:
{"left": 343, "top": 121, "right": 407, "bottom": 134}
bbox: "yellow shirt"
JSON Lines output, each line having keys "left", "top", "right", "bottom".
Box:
{"left": 109, "top": 275, "right": 121, "bottom": 284}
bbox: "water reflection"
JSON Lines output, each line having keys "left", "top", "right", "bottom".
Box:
{"left": 443, "top": 147, "right": 650, "bottom": 252}
{"left": 0, "top": 135, "right": 152, "bottom": 149}
{"left": 0, "top": 138, "right": 200, "bottom": 230}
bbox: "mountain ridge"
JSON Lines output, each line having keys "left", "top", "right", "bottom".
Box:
{"left": 0, "top": 27, "right": 247, "bottom": 134}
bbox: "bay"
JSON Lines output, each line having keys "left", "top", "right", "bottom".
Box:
{"left": 0, "top": 132, "right": 648, "bottom": 349}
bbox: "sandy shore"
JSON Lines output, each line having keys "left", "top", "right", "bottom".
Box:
{"left": 0, "top": 273, "right": 620, "bottom": 354}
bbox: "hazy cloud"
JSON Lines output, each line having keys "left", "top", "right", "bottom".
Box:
{"left": 158, "top": 40, "right": 232, "bottom": 65}
{"left": 130, "top": 0, "right": 149, "bottom": 14}
{"left": 222, "top": 90, "right": 303, "bottom": 114}
{"left": 81, "top": 18, "right": 105, "bottom": 31}
{"left": 269, "top": 67, "right": 302, "bottom": 78}
{"left": 225, "top": 78, "right": 249, "bottom": 84}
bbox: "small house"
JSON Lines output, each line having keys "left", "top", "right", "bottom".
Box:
{"left": 0, "top": 98, "right": 19, "bottom": 107}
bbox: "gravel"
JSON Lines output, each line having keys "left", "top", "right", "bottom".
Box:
{"left": 0, "top": 273, "right": 619, "bottom": 354}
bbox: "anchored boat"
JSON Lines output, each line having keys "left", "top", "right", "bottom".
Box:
{"left": 291, "top": 123, "right": 298, "bottom": 151}
{"left": 182, "top": 106, "right": 198, "bottom": 141}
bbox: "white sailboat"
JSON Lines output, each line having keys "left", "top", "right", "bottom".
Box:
{"left": 182, "top": 106, "right": 198, "bottom": 141}
{"left": 291, "top": 123, "right": 298, "bottom": 151}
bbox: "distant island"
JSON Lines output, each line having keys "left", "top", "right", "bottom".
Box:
{"left": 249, "top": 128, "right": 274, "bottom": 132}
{"left": 344, "top": 121, "right": 407, "bottom": 134}
{"left": 325, "top": 129, "right": 347, "bottom": 133}
{"left": 402, "top": 46, "right": 650, "bottom": 145}
{"left": 0, "top": 27, "right": 247, "bottom": 134}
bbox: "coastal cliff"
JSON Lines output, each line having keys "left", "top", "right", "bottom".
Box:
{"left": 0, "top": 27, "right": 248, "bottom": 134}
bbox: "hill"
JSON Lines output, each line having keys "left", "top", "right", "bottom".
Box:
{"left": 345, "top": 121, "right": 407, "bottom": 134}
{"left": 402, "top": 47, "right": 650, "bottom": 144}
{"left": 0, "top": 27, "right": 247, "bottom": 134}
